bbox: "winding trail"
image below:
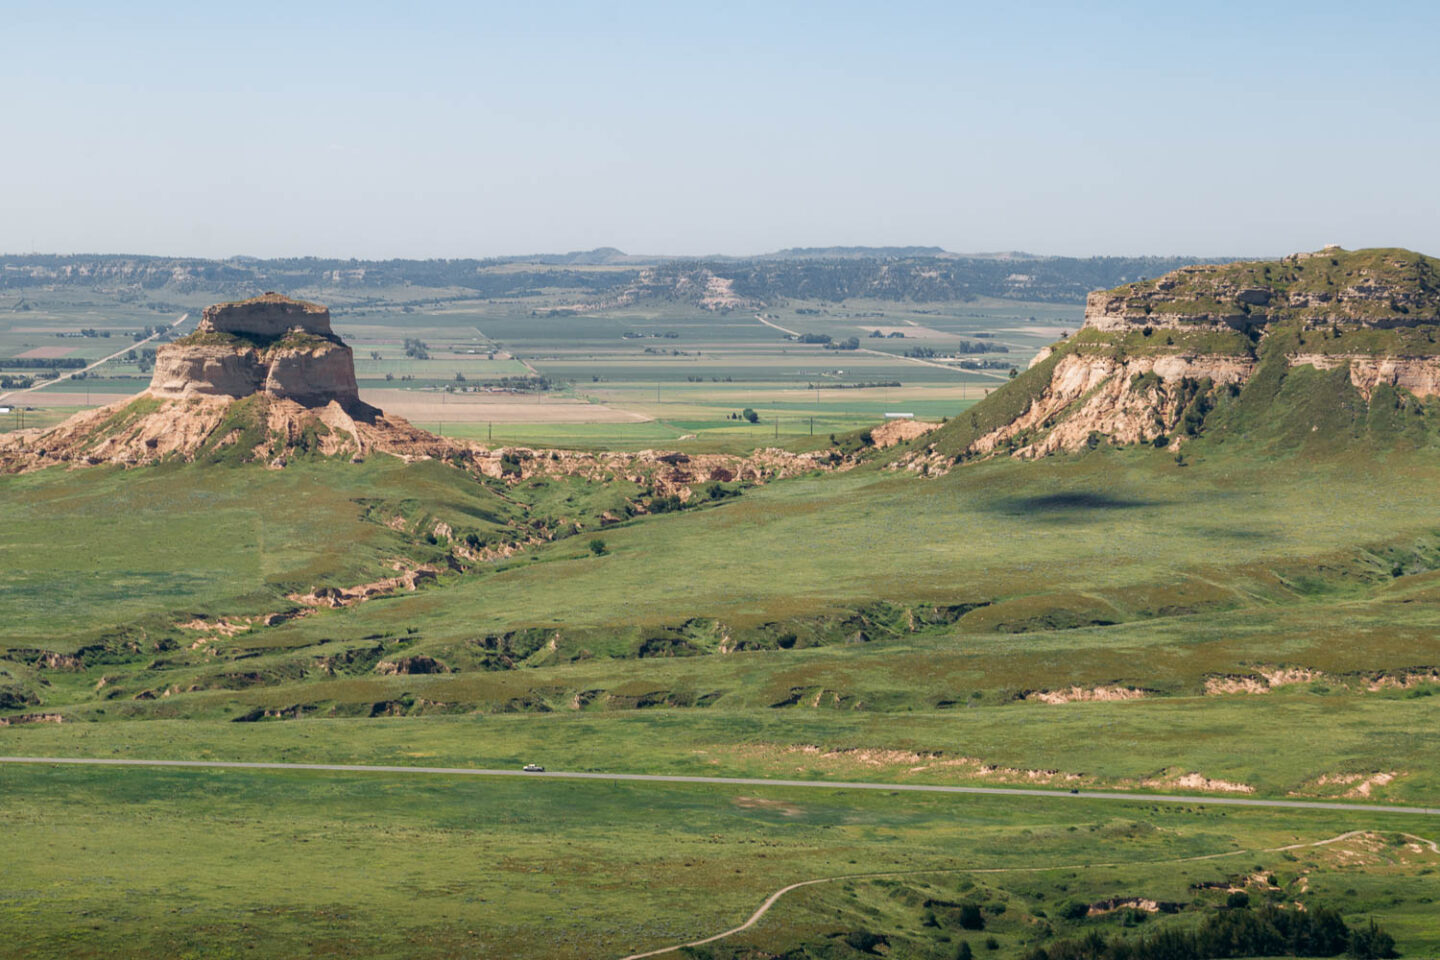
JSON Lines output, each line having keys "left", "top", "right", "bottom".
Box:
{"left": 619, "top": 829, "right": 1440, "bottom": 959}
{"left": 0, "top": 312, "right": 189, "bottom": 405}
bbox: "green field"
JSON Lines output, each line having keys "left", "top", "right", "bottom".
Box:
{"left": 4, "top": 282, "right": 1440, "bottom": 958}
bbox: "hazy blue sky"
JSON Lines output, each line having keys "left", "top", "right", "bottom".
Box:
{"left": 3, "top": 1, "right": 1437, "bottom": 259}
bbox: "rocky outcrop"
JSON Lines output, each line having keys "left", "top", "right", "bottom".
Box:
{"left": 899, "top": 248, "right": 1440, "bottom": 466}
{"left": 203, "top": 292, "right": 333, "bottom": 338}
{"left": 0, "top": 293, "right": 453, "bottom": 472}
{"left": 148, "top": 293, "right": 364, "bottom": 411}
{"left": 970, "top": 353, "right": 1254, "bottom": 458}
{"left": 1287, "top": 354, "right": 1440, "bottom": 400}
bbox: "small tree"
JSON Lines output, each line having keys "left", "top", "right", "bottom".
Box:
{"left": 588, "top": 538, "right": 607, "bottom": 556}
{"left": 956, "top": 942, "right": 974, "bottom": 960}
{"left": 742, "top": 408, "right": 759, "bottom": 423}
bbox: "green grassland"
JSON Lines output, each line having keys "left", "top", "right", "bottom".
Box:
{"left": 2, "top": 762, "right": 1435, "bottom": 960}
{"left": 9, "top": 279, "right": 1440, "bottom": 958}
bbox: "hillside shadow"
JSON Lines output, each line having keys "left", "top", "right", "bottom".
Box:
{"left": 994, "top": 491, "right": 1165, "bottom": 515}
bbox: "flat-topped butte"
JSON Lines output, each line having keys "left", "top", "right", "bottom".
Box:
{"left": 149, "top": 293, "right": 362, "bottom": 409}
{"left": 200, "top": 291, "right": 334, "bottom": 339}
{"left": 1086, "top": 247, "right": 1440, "bottom": 331}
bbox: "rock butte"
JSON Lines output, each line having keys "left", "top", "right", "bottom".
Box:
{"left": 148, "top": 292, "right": 369, "bottom": 413}
{"left": 897, "top": 246, "right": 1440, "bottom": 467}
{"left": 0, "top": 293, "right": 844, "bottom": 483}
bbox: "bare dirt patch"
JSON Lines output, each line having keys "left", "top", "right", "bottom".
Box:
{"left": 15, "top": 346, "right": 77, "bottom": 359}
{"left": 868, "top": 418, "right": 940, "bottom": 449}
{"left": 1295, "top": 771, "right": 1402, "bottom": 799}
{"left": 1025, "top": 685, "right": 1148, "bottom": 704}
{"left": 1138, "top": 769, "right": 1255, "bottom": 794}
{"left": 1205, "top": 665, "right": 1323, "bottom": 695}
{"left": 733, "top": 796, "right": 806, "bottom": 816}
{"left": 742, "top": 744, "right": 1087, "bottom": 785}
{"left": 290, "top": 561, "right": 439, "bottom": 608}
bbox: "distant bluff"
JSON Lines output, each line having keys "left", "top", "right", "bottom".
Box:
{"left": 0, "top": 293, "right": 453, "bottom": 472}
{"left": 1084, "top": 247, "right": 1440, "bottom": 332}
{"left": 149, "top": 293, "right": 365, "bottom": 411}
{"left": 905, "top": 248, "right": 1440, "bottom": 467}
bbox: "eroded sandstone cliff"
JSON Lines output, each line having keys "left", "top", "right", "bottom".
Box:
{"left": 147, "top": 293, "right": 364, "bottom": 410}
{"left": 899, "top": 247, "right": 1440, "bottom": 468}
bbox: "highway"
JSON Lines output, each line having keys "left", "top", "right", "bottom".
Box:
{"left": 0, "top": 312, "right": 189, "bottom": 405}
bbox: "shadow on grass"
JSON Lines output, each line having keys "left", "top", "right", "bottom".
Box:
{"left": 994, "top": 490, "right": 1166, "bottom": 515}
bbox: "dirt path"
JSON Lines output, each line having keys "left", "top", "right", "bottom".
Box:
{"left": 618, "top": 828, "right": 1439, "bottom": 959}
{"left": 0, "top": 313, "right": 189, "bottom": 405}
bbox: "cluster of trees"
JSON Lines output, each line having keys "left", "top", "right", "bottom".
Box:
{"left": 824, "top": 337, "right": 861, "bottom": 350}
{"left": 868, "top": 329, "right": 906, "bottom": 338}
{"left": 5, "top": 357, "right": 87, "bottom": 369}
{"left": 808, "top": 380, "right": 901, "bottom": 390}
{"left": 904, "top": 341, "right": 1008, "bottom": 359}
{"left": 0, "top": 374, "right": 33, "bottom": 389}
{"left": 403, "top": 337, "right": 429, "bottom": 360}
{"left": 1024, "top": 903, "right": 1395, "bottom": 960}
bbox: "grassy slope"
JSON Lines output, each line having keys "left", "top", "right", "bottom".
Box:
{"left": 2, "top": 762, "right": 1435, "bottom": 960}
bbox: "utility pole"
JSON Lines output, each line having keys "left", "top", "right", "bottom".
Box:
{"left": 488, "top": 421, "right": 492, "bottom": 442}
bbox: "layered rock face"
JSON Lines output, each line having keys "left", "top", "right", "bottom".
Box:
{"left": 148, "top": 293, "right": 363, "bottom": 411}
{"left": 903, "top": 248, "right": 1440, "bottom": 465}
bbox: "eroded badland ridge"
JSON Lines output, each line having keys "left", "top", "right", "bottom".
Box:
{"left": 900, "top": 247, "right": 1440, "bottom": 470}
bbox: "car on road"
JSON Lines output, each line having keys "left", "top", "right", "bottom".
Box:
{"left": 522, "top": 763, "right": 545, "bottom": 772}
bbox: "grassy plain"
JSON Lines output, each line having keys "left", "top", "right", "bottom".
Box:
{"left": 3, "top": 762, "right": 1436, "bottom": 960}
{"left": 7, "top": 284, "right": 1440, "bottom": 958}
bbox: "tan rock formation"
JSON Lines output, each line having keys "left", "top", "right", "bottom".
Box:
{"left": 906, "top": 249, "right": 1440, "bottom": 465}
{"left": 203, "top": 291, "right": 333, "bottom": 338}
{"left": 148, "top": 293, "right": 364, "bottom": 412}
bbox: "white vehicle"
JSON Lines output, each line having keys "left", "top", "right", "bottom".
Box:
{"left": 522, "top": 763, "right": 545, "bottom": 772}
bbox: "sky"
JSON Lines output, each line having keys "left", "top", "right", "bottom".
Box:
{"left": 3, "top": 0, "right": 1438, "bottom": 260}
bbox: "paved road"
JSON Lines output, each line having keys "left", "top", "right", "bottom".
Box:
{"left": 753, "top": 313, "right": 1009, "bottom": 380}
{"left": 0, "top": 312, "right": 189, "bottom": 405}
{"left": 1, "top": 756, "right": 1436, "bottom": 816}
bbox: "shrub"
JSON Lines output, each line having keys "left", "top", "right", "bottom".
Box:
{"left": 588, "top": 539, "right": 607, "bottom": 556}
